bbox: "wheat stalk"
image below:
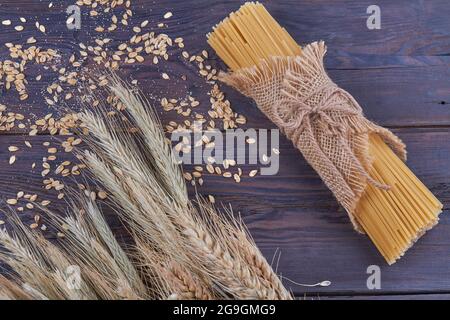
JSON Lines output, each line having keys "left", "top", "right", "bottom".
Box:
{"left": 0, "top": 213, "right": 93, "bottom": 299}
{"left": 182, "top": 201, "right": 291, "bottom": 299}
{"left": 78, "top": 76, "right": 292, "bottom": 300}
{"left": 0, "top": 200, "right": 148, "bottom": 300}
{"left": 107, "top": 74, "right": 188, "bottom": 207}
{"left": 0, "top": 75, "right": 291, "bottom": 300}
{"left": 43, "top": 203, "right": 149, "bottom": 299}
{"left": 0, "top": 275, "right": 36, "bottom": 300}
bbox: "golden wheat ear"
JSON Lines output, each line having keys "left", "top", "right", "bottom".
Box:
{"left": 79, "top": 76, "right": 292, "bottom": 299}
{"left": 207, "top": 1, "right": 443, "bottom": 265}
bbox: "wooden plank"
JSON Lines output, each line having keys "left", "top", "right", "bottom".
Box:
{"left": 0, "top": 1, "right": 449, "bottom": 134}
{"left": 197, "top": 128, "right": 450, "bottom": 295}
{"left": 0, "top": 0, "right": 449, "bottom": 298}
{"left": 0, "top": 127, "right": 448, "bottom": 295}
{"left": 0, "top": 0, "right": 443, "bottom": 58}
{"left": 265, "top": 0, "right": 450, "bottom": 57}
{"left": 1, "top": 59, "right": 450, "bottom": 134}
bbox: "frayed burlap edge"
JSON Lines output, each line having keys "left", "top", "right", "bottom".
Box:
{"left": 219, "top": 41, "right": 407, "bottom": 233}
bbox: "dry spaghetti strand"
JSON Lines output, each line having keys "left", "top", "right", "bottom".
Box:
{"left": 207, "top": 2, "right": 301, "bottom": 70}
{"left": 207, "top": 1, "right": 443, "bottom": 265}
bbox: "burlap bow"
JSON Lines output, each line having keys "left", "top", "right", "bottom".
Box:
{"left": 220, "top": 41, "right": 406, "bottom": 232}
{"left": 276, "top": 73, "right": 390, "bottom": 191}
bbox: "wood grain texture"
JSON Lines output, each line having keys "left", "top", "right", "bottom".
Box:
{"left": 0, "top": 0, "right": 449, "bottom": 298}
{"left": 1, "top": 64, "right": 449, "bottom": 133}
{"left": 0, "top": 128, "right": 449, "bottom": 296}
{"left": 0, "top": 0, "right": 449, "bottom": 132}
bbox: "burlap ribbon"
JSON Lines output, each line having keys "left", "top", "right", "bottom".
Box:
{"left": 219, "top": 41, "right": 407, "bottom": 232}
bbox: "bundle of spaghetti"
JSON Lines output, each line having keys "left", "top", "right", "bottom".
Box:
{"left": 207, "top": 1, "right": 443, "bottom": 265}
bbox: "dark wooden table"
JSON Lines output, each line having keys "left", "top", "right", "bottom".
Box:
{"left": 0, "top": 0, "right": 449, "bottom": 299}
